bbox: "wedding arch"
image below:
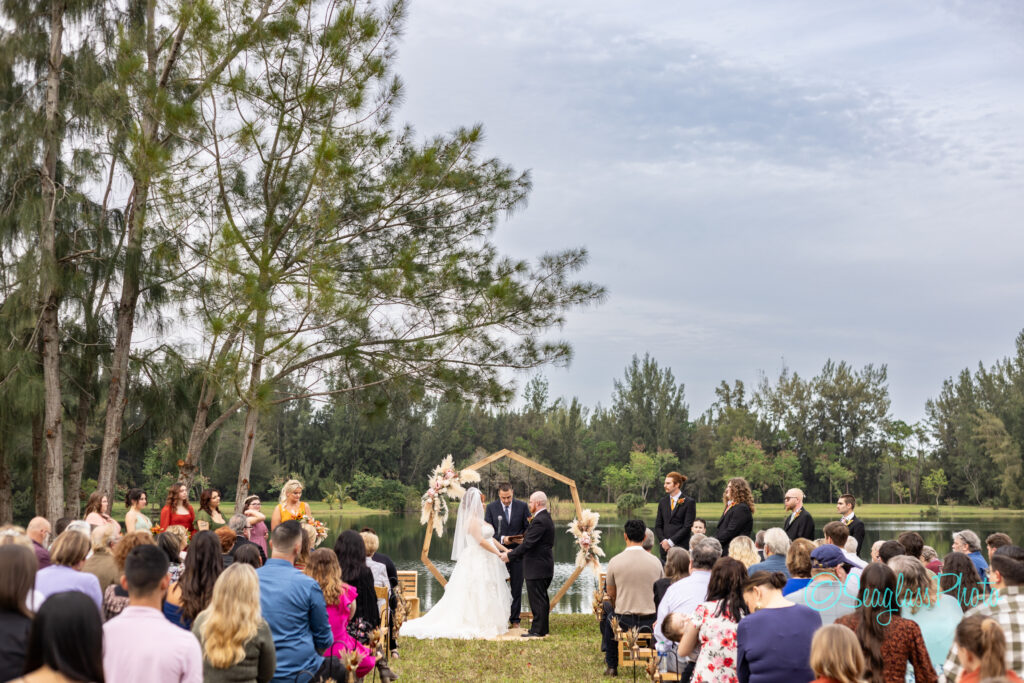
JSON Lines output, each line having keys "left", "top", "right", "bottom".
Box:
{"left": 419, "top": 448, "right": 588, "bottom": 610}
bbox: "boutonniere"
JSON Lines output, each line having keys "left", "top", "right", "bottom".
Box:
{"left": 843, "top": 517, "right": 852, "bottom": 526}
{"left": 725, "top": 501, "right": 737, "bottom": 513}
{"left": 526, "top": 515, "right": 534, "bottom": 524}
{"left": 792, "top": 509, "right": 802, "bottom": 519}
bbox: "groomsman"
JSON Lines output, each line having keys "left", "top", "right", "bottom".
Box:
{"left": 782, "top": 488, "right": 815, "bottom": 541}
{"left": 836, "top": 494, "right": 866, "bottom": 556}
{"left": 654, "top": 472, "right": 697, "bottom": 562}
{"left": 484, "top": 482, "right": 530, "bottom": 628}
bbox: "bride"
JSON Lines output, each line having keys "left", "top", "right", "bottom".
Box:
{"left": 399, "top": 487, "right": 512, "bottom": 639}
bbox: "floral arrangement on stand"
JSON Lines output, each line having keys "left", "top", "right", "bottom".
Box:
{"left": 419, "top": 455, "right": 481, "bottom": 537}
{"left": 567, "top": 508, "right": 605, "bottom": 576}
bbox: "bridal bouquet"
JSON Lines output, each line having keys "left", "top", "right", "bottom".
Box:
{"left": 567, "top": 508, "right": 605, "bottom": 576}
{"left": 305, "top": 517, "right": 329, "bottom": 548}
{"left": 419, "top": 455, "right": 481, "bottom": 537}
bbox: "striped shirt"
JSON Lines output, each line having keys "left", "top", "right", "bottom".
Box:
{"left": 940, "top": 584, "right": 1024, "bottom": 682}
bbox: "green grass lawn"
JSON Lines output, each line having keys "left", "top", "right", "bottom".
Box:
{"left": 392, "top": 614, "right": 612, "bottom": 682}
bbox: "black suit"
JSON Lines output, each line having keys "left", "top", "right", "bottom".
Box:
{"left": 654, "top": 493, "right": 696, "bottom": 561}
{"left": 714, "top": 502, "right": 753, "bottom": 551}
{"left": 844, "top": 515, "right": 866, "bottom": 556}
{"left": 783, "top": 508, "right": 815, "bottom": 541}
{"left": 484, "top": 498, "right": 530, "bottom": 624}
{"left": 507, "top": 508, "right": 555, "bottom": 636}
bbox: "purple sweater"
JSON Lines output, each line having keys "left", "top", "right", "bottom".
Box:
{"left": 35, "top": 565, "right": 103, "bottom": 614}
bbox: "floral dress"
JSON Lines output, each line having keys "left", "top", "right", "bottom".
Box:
{"left": 690, "top": 599, "right": 740, "bottom": 683}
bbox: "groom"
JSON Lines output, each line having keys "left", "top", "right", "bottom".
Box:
{"left": 506, "top": 491, "right": 555, "bottom": 638}
{"left": 484, "top": 483, "right": 530, "bottom": 628}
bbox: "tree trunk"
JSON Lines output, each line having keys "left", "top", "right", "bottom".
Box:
{"left": 0, "top": 439, "right": 12, "bottom": 524}
{"left": 234, "top": 308, "right": 267, "bottom": 513}
{"left": 64, "top": 355, "right": 96, "bottom": 518}
{"left": 32, "top": 415, "right": 46, "bottom": 516}
{"left": 40, "top": 0, "right": 66, "bottom": 524}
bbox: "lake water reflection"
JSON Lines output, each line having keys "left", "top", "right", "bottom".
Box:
{"left": 322, "top": 512, "right": 1024, "bottom": 614}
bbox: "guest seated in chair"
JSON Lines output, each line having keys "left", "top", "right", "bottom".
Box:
{"left": 600, "top": 520, "right": 664, "bottom": 677}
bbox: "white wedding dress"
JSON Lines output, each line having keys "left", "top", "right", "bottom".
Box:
{"left": 400, "top": 491, "right": 512, "bottom": 639}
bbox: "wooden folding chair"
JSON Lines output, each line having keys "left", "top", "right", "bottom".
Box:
{"left": 396, "top": 570, "right": 419, "bottom": 618}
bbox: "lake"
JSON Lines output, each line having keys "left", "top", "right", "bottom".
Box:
{"left": 322, "top": 511, "right": 1024, "bottom": 614}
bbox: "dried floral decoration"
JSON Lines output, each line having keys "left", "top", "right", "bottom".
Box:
{"left": 567, "top": 508, "right": 605, "bottom": 576}
{"left": 419, "top": 455, "right": 481, "bottom": 537}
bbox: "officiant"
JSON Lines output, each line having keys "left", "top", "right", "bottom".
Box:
{"left": 484, "top": 482, "right": 530, "bottom": 628}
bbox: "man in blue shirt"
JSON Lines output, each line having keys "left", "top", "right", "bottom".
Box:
{"left": 258, "top": 521, "right": 336, "bottom": 683}
{"left": 747, "top": 528, "right": 791, "bottom": 577}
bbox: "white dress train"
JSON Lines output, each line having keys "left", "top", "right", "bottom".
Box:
{"left": 399, "top": 522, "right": 512, "bottom": 639}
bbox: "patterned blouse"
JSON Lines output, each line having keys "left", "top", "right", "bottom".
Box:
{"left": 690, "top": 599, "right": 740, "bottom": 683}
{"left": 834, "top": 613, "right": 937, "bottom": 683}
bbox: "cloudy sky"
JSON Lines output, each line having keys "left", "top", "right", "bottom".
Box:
{"left": 393, "top": 1, "right": 1024, "bottom": 421}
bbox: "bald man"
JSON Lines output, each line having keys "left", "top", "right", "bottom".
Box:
{"left": 27, "top": 517, "right": 52, "bottom": 569}
{"left": 782, "top": 488, "right": 815, "bottom": 541}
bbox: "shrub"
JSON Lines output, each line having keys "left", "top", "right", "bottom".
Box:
{"left": 616, "top": 493, "right": 646, "bottom": 517}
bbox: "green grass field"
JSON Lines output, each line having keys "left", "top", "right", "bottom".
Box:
{"left": 392, "top": 613, "right": 611, "bottom": 682}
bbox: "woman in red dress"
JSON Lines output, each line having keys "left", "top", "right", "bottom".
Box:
{"left": 160, "top": 483, "right": 196, "bottom": 533}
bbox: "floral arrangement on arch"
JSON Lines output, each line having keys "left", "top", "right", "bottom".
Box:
{"left": 419, "top": 455, "right": 481, "bottom": 537}
{"left": 567, "top": 508, "right": 605, "bottom": 576}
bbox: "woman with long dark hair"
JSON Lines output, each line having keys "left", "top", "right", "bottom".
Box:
{"left": 160, "top": 483, "right": 195, "bottom": 533}
{"left": 164, "top": 531, "right": 224, "bottom": 629}
{"left": 736, "top": 571, "right": 820, "bottom": 683}
{"left": 333, "top": 530, "right": 379, "bottom": 630}
{"left": 17, "top": 591, "right": 105, "bottom": 682}
{"left": 124, "top": 488, "right": 152, "bottom": 534}
{"left": 675, "top": 556, "right": 750, "bottom": 682}
{"left": 714, "top": 478, "right": 754, "bottom": 551}
{"left": 196, "top": 489, "right": 227, "bottom": 532}
{"left": 0, "top": 545, "right": 37, "bottom": 681}
{"left": 940, "top": 551, "right": 984, "bottom": 611}
{"left": 835, "top": 563, "right": 936, "bottom": 683}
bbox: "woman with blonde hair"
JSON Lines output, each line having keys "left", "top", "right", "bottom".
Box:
{"left": 304, "top": 548, "right": 389, "bottom": 681}
{"left": 34, "top": 530, "right": 103, "bottom": 614}
{"left": 715, "top": 477, "right": 754, "bottom": 551}
{"left": 809, "top": 623, "right": 865, "bottom": 683}
{"left": 270, "top": 480, "right": 312, "bottom": 531}
{"left": 728, "top": 535, "right": 760, "bottom": 569}
{"left": 192, "top": 563, "right": 276, "bottom": 683}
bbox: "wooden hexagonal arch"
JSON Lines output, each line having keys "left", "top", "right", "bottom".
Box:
{"left": 420, "top": 448, "right": 588, "bottom": 610}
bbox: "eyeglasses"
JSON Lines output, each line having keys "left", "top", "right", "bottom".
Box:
{"left": 783, "top": 496, "right": 794, "bottom": 500}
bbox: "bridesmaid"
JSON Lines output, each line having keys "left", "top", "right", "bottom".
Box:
{"left": 196, "top": 489, "right": 227, "bottom": 531}
{"left": 124, "top": 488, "right": 152, "bottom": 534}
{"left": 160, "top": 483, "right": 196, "bottom": 533}
{"left": 270, "top": 480, "right": 311, "bottom": 530}
{"left": 243, "top": 495, "right": 268, "bottom": 555}
{"left": 83, "top": 491, "right": 121, "bottom": 534}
